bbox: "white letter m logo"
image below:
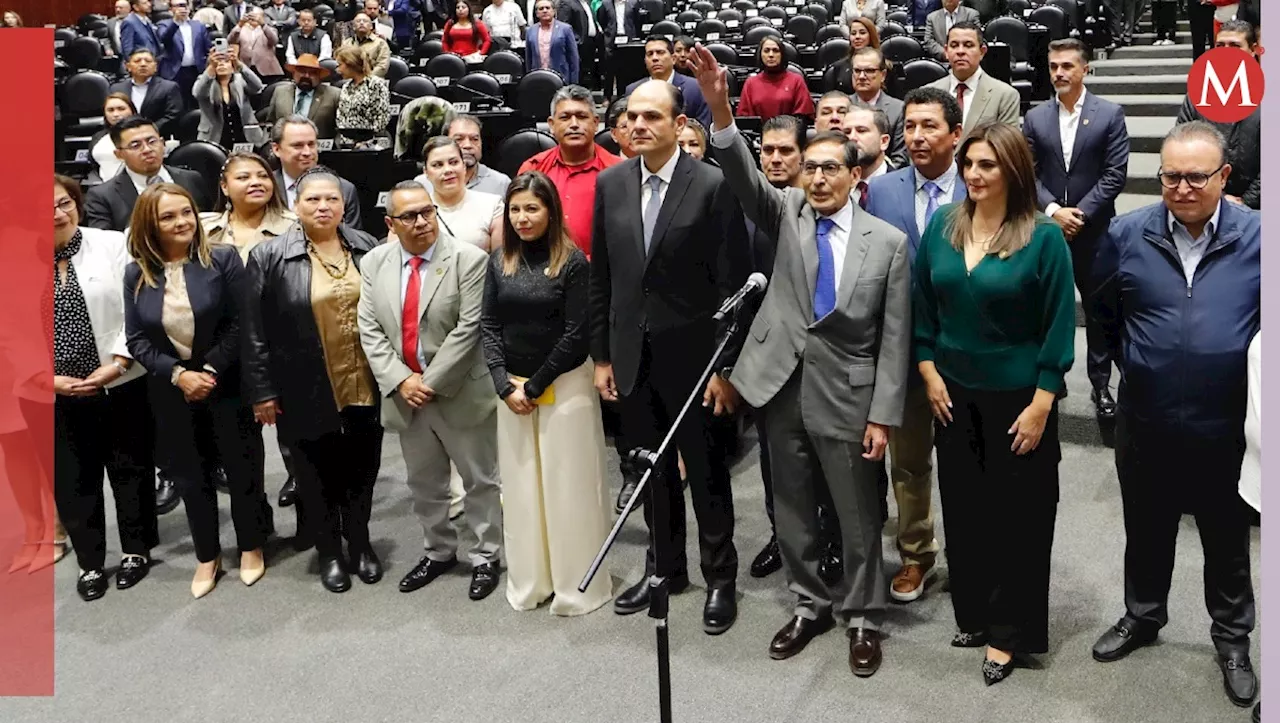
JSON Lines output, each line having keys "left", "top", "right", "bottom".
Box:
{"left": 1196, "top": 58, "right": 1258, "bottom": 109}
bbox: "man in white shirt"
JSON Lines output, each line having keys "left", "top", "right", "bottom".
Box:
{"left": 156, "top": 0, "right": 210, "bottom": 105}
{"left": 83, "top": 116, "right": 213, "bottom": 231}
{"left": 363, "top": 0, "right": 396, "bottom": 41}
{"left": 850, "top": 48, "right": 905, "bottom": 166}
{"left": 925, "top": 20, "right": 1020, "bottom": 138}
{"left": 843, "top": 103, "right": 893, "bottom": 208}
{"left": 286, "top": 9, "right": 335, "bottom": 64}
{"left": 482, "top": 0, "right": 527, "bottom": 49}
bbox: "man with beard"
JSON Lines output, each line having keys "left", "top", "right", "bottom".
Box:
{"left": 262, "top": 54, "right": 342, "bottom": 139}
{"left": 447, "top": 115, "right": 512, "bottom": 196}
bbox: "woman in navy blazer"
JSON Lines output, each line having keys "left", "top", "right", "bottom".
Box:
{"left": 123, "top": 183, "right": 272, "bottom": 599}
{"left": 524, "top": 0, "right": 579, "bottom": 83}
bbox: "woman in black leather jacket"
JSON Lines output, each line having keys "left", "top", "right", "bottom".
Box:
{"left": 241, "top": 167, "right": 384, "bottom": 594}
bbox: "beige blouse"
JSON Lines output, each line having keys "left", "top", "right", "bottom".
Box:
{"left": 201, "top": 208, "right": 298, "bottom": 262}
{"left": 308, "top": 243, "right": 376, "bottom": 410}
{"left": 161, "top": 260, "right": 195, "bottom": 362}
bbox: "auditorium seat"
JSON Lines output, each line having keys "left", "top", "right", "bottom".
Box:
{"left": 394, "top": 74, "right": 439, "bottom": 99}
{"left": 413, "top": 39, "right": 445, "bottom": 69}
{"left": 816, "top": 23, "right": 847, "bottom": 44}
{"left": 786, "top": 15, "right": 819, "bottom": 46}
{"left": 901, "top": 58, "right": 949, "bottom": 93}
{"left": 515, "top": 69, "right": 565, "bottom": 120}
{"left": 168, "top": 141, "right": 229, "bottom": 183}
{"left": 651, "top": 20, "right": 683, "bottom": 36}
{"left": 61, "top": 37, "right": 103, "bottom": 72}
{"left": 744, "top": 25, "right": 781, "bottom": 46}
{"left": 175, "top": 109, "right": 202, "bottom": 143}
{"left": 61, "top": 71, "right": 110, "bottom": 135}
{"left": 704, "top": 42, "right": 739, "bottom": 67}
{"left": 493, "top": 130, "right": 557, "bottom": 179}
{"left": 483, "top": 51, "right": 525, "bottom": 82}
{"left": 804, "top": 4, "right": 829, "bottom": 25}
{"left": 817, "top": 37, "right": 850, "bottom": 68}
{"left": 424, "top": 53, "right": 468, "bottom": 84}
{"left": 455, "top": 71, "right": 504, "bottom": 109}
{"left": 879, "top": 21, "right": 906, "bottom": 40}
{"left": 1030, "top": 5, "right": 1070, "bottom": 41}
{"left": 881, "top": 35, "right": 925, "bottom": 64}
{"left": 886, "top": 10, "right": 911, "bottom": 26}
{"left": 387, "top": 57, "right": 410, "bottom": 87}
{"left": 696, "top": 19, "right": 729, "bottom": 40}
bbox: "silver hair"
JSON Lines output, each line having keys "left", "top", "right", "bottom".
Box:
{"left": 550, "top": 84, "right": 595, "bottom": 115}
{"left": 1163, "top": 120, "right": 1228, "bottom": 165}
{"left": 294, "top": 167, "right": 344, "bottom": 200}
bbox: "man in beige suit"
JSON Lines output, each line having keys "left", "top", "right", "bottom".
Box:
{"left": 357, "top": 180, "right": 504, "bottom": 602}
{"left": 260, "top": 54, "right": 341, "bottom": 139}
{"left": 927, "top": 20, "right": 1020, "bottom": 139}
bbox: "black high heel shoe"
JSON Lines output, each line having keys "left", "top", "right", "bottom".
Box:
{"left": 981, "top": 650, "right": 1017, "bottom": 686}
{"left": 951, "top": 631, "right": 988, "bottom": 648}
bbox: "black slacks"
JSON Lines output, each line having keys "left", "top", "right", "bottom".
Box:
{"left": 1115, "top": 412, "right": 1254, "bottom": 655}
{"left": 174, "top": 65, "right": 200, "bottom": 108}
{"left": 289, "top": 405, "right": 383, "bottom": 560}
{"left": 934, "top": 380, "right": 1061, "bottom": 654}
{"left": 1189, "top": 1, "right": 1217, "bottom": 60}
{"left": 53, "top": 378, "right": 158, "bottom": 571}
{"left": 1153, "top": 2, "right": 1179, "bottom": 41}
{"left": 150, "top": 381, "right": 271, "bottom": 563}
{"left": 1070, "top": 230, "right": 1113, "bottom": 392}
{"left": 621, "top": 333, "right": 737, "bottom": 587}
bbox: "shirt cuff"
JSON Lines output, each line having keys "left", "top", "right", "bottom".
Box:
{"left": 170, "top": 366, "right": 184, "bottom": 386}
{"left": 1045, "top": 202, "right": 1062, "bottom": 217}
{"left": 709, "top": 121, "right": 739, "bottom": 149}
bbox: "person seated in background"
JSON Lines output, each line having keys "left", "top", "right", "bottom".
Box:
{"left": 89, "top": 93, "right": 139, "bottom": 184}
{"left": 108, "top": 49, "right": 185, "bottom": 139}
{"left": 286, "top": 9, "right": 334, "bottom": 64}
{"left": 334, "top": 44, "right": 391, "bottom": 149}
{"left": 270, "top": 115, "right": 363, "bottom": 227}
{"left": 262, "top": 54, "right": 342, "bottom": 140}
{"left": 813, "top": 91, "right": 851, "bottom": 133}
{"left": 524, "top": 0, "right": 579, "bottom": 83}
{"left": 83, "top": 116, "right": 213, "bottom": 231}
{"left": 192, "top": 48, "right": 266, "bottom": 148}
{"left": 229, "top": 6, "right": 285, "bottom": 81}
{"left": 678, "top": 118, "right": 707, "bottom": 160}
{"left": 735, "top": 36, "right": 815, "bottom": 123}
{"left": 606, "top": 96, "right": 635, "bottom": 158}
{"left": 447, "top": 115, "right": 513, "bottom": 195}
{"left": 443, "top": 1, "right": 492, "bottom": 58}
{"left": 340, "top": 12, "right": 393, "bottom": 77}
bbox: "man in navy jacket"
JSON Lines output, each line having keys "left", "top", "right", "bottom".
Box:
{"left": 157, "top": 1, "right": 212, "bottom": 105}
{"left": 1089, "top": 121, "right": 1260, "bottom": 710}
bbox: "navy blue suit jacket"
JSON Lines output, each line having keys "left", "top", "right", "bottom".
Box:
{"left": 865, "top": 164, "right": 966, "bottom": 270}
{"left": 156, "top": 19, "right": 212, "bottom": 81}
{"left": 525, "top": 21, "right": 580, "bottom": 84}
{"left": 120, "top": 13, "right": 162, "bottom": 62}
{"left": 625, "top": 72, "right": 711, "bottom": 129}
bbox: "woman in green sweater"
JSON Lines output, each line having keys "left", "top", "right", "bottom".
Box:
{"left": 913, "top": 122, "right": 1077, "bottom": 686}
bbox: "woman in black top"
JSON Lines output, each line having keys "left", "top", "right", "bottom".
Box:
{"left": 480, "top": 171, "right": 613, "bottom": 616}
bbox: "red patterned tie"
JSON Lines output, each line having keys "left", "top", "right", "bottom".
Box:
{"left": 858, "top": 181, "right": 869, "bottom": 210}
{"left": 955, "top": 82, "right": 968, "bottom": 114}
{"left": 402, "top": 256, "right": 425, "bottom": 374}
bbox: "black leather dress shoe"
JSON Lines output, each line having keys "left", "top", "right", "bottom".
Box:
{"left": 77, "top": 569, "right": 108, "bottom": 602}
{"left": 615, "top": 473, "right": 640, "bottom": 515}
{"left": 750, "top": 538, "right": 783, "bottom": 578}
{"left": 1092, "top": 618, "right": 1157, "bottom": 662}
{"left": 155, "top": 475, "right": 180, "bottom": 515}
{"left": 320, "top": 557, "right": 351, "bottom": 593}
{"left": 399, "top": 556, "right": 457, "bottom": 593}
{"left": 115, "top": 555, "right": 150, "bottom": 590}
{"left": 1091, "top": 387, "right": 1117, "bottom": 420}
{"left": 352, "top": 548, "right": 382, "bottom": 585}
{"left": 468, "top": 563, "right": 501, "bottom": 600}
{"left": 613, "top": 573, "right": 690, "bottom": 615}
{"left": 1219, "top": 652, "right": 1258, "bottom": 707}
{"left": 848, "top": 628, "right": 882, "bottom": 678}
{"left": 819, "top": 547, "right": 842, "bottom": 587}
{"left": 769, "top": 615, "right": 834, "bottom": 659}
{"left": 703, "top": 586, "right": 737, "bottom": 635}
{"left": 277, "top": 476, "right": 297, "bottom": 507}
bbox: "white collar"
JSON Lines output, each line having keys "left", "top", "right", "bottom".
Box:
{"left": 820, "top": 197, "right": 854, "bottom": 232}
{"left": 950, "top": 66, "right": 982, "bottom": 92}
{"left": 858, "top": 90, "right": 882, "bottom": 106}
{"left": 867, "top": 159, "right": 890, "bottom": 178}
{"left": 131, "top": 76, "right": 151, "bottom": 87}
{"left": 915, "top": 163, "right": 958, "bottom": 194}
{"left": 1056, "top": 87, "right": 1087, "bottom": 115}
{"left": 1168, "top": 201, "right": 1223, "bottom": 240}
{"left": 640, "top": 147, "right": 681, "bottom": 187}
{"left": 125, "top": 165, "right": 171, "bottom": 191}
{"left": 282, "top": 168, "right": 301, "bottom": 190}
{"left": 653, "top": 69, "right": 676, "bottom": 84}
{"left": 400, "top": 241, "right": 436, "bottom": 265}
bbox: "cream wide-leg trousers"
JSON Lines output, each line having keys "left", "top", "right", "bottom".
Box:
{"left": 498, "top": 360, "right": 613, "bottom": 616}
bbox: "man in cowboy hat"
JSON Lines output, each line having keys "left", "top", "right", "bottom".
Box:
{"left": 259, "top": 53, "right": 342, "bottom": 139}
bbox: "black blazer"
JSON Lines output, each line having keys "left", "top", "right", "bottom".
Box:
{"left": 124, "top": 244, "right": 246, "bottom": 395}
{"left": 242, "top": 224, "right": 381, "bottom": 443}
{"left": 273, "top": 169, "right": 364, "bottom": 229}
{"left": 588, "top": 152, "right": 749, "bottom": 396}
{"left": 107, "top": 77, "right": 186, "bottom": 138}
{"left": 82, "top": 167, "right": 213, "bottom": 232}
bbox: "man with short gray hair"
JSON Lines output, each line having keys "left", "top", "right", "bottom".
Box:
{"left": 270, "top": 115, "right": 363, "bottom": 227}
{"left": 445, "top": 114, "right": 511, "bottom": 196}
{"left": 518, "top": 84, "right": 622, "bottom": 255}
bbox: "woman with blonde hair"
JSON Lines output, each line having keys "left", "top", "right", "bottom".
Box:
{"left": 481, "top": 171, "right": 612, "bottom": 615}
{"left": 912, "top": 121, "right": 1076, "bottom": 685}
{"left": 123, "top": 183, "right": 272, "bottom": 599}
{"left": 334, "top": 43, "right": 390, "bottom": 148}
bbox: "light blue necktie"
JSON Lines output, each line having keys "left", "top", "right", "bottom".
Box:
{"left": 294, "top": 89, "right": 313, "bottom": 117}
{"left": 813, "top": 217, "right": 836, "bottom": 320}
{"left": 922, "top": 180, "right": 943, "bottom": 232}
{"left": 642, "top": 175, "right": 663, "bottom": 253}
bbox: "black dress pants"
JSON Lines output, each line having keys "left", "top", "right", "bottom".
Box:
{"left": 52, "top": 378, "right": 157, "bottom": 571}
{"left": 289, "top": 405, "right": 383, "bottom": 560}
{"left": 1115, "top": 412, "right": 1255, "bottom": 656}
{"left": 1070, "top": 229, "right": 1113, "bottom": 392}
{"left": 1189, "top": 1, "right": 1217, "bottom": 59}
{"left": 1153, "top": 2, "right": 1179, "bottom": 41}
{"left": 150, "top": 381, "right": 270, "bottom": 563}
{"left": 621, "top": 333, "right": 737, "bottom": 587}
{"left": 934, "top": 380, "right": 1061, "bottom": 654}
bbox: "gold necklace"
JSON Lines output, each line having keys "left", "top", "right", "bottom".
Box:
{"left": 308, "top": 240, "right": 351, "bottom": 279}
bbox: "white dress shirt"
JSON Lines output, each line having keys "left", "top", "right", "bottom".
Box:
{"left": 640, "top": 147, "right": 681, "bottom": 211}
{"left": 179, "top": 21, "right": 196, "bottom": 66}
{"left": 282, "top": 168, "right": 302, "bottom": 208}
{"left": 615, "top": 0, "right": 628, "bottom": 36}
{"left": 1168, "top": 201, "right": 1221, "bottom": 287}
{"left": 125, "top": 165, "right": 173, "bottom": 194}
{"left": 1044, "top": 88, "right": 1087, "bottom": 218}
{"left": 483, "top": 2, "right": 527, "bottom": 41}
{"left": 914, "top": 163, "right": 958, "bottom": 237}
{"left": 578, "top": 0, "right": 598, "bottom": 36}
{"left": 286, "top": 32, "right": 334, "bottom": 63}
{"left": 948, "top": 66, "right": 983, "bottom": 128}
{"left": 399, "top": 242, "right": 438, "bottom": 371}
{"left": 129, "top": 78, "right": 151, "bottom": 113}
{"left": 866, "top": 159, "right": 890, "bottom": 179}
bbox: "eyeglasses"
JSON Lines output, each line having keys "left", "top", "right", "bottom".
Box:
{"left": 851, "top": 68, "right": 882, "bottom": 76}
{"left": 54, "top": 198, "right": 76, "bottom": 215}
{"left": 390, "top": 206, "right": 438, "bottom": 223}
{"left": 1158, "top": 164, "right": 1225, "bottom": 190}
{"left": 801, "top": 161, "right": 847, "bottom": 177}
{"left": 123, "top": 137, "right": 164, "bottom": 152}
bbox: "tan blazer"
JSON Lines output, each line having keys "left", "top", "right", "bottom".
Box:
{"left": 356, "top": 235, "right": 495, "bottom": 432}
{"left": 340, "top": 35, "right": 392, "bottom": 78}
{"left": 260, "top": 82, "right": 342, "bottom": 139}
{"left": 927, "top": 70, "right": 1021, "bottom": 139}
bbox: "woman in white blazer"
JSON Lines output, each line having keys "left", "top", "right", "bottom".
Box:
{"left": 51, "top": 175, "right": 158, "bottom": 602}
{"left": 840, "top": 0, "right": 889, "bottom": 28}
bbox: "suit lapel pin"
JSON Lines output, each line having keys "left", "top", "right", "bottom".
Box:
{"left": 1083, "top": 118, "right": 1090, "bottom": 126}
{"left": 436, "top": 267, "right": 444, "bottom": 275}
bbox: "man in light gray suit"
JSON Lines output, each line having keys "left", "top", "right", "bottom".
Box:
{"left": 690, "top": 46, "right": 912, "bottom": 678}
{"left": 357, "top": 180, "right": 504, "bottom": 602}
{"left": 922, "top": 0, "right": 980, "bottom": 62}
{"left": 927, "top": 20, "right": 1020, "bottom": 139}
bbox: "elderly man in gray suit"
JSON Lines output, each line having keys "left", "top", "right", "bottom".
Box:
{"left": 922, "top": 0, "right": 980, "bottom": 61}
{"left": 357, "top": 180, "right": 504, "bottom": 602}
{"left": 689, "top": 45, "right": 911, "bottom": 678}
{"left": 927, "top": 20, "right": 1020, "bottom": 139}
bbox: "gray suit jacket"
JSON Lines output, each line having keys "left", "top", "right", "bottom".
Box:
{"left": 261, "top": 83, "right": 342, "bottom": 139}
{"left": 192, "top": 67, "right": 265, "bottom": 145}
{"left": 922, "top": 6, "right": 980, "bottom": 62}
{"left": 928, "top": 71, "right": 1020, "bottom": 138}
{"left": 716, "top": 127, "right": 911, "bottom": 441}
{"left": 357, "top": 235, "right": 496, "bottom": 432}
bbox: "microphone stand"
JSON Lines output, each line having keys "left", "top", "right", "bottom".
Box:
{"left": 578, "top": 308, "right": 745, "bottom": 723}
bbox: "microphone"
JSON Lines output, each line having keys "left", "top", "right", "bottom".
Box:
{"left": 451, "top": 82, "right": 507, "bottom": 108}
{"left": 713, "top": 272, "right": 768, "bottom": 322}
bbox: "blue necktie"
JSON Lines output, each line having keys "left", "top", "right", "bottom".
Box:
{"left": 642, "top": 175, "right": 663, "bottom": 253}
{"left": 813, "top": 217, "right": 836, "bottom": 320}
{"left": 922, "top": 180, "right": 943, "bottom": 232}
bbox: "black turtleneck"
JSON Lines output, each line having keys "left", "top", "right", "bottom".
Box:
{"left": 480, "top": 238, "right": 589, "bottom": 400}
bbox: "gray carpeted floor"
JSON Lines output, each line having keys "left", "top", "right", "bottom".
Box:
{"left": 0, "top": 427, "right": 1261, "bottom": 723}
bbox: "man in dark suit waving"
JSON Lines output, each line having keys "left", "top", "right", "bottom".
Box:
{"left": 589, "top": 79, "right": 749, "bottom": 634}
{"left": 1023, "top": 38, "right": 1129, "bottom": 422}
{"left": 83, "top": 116, "right": 212, "bottom": 231}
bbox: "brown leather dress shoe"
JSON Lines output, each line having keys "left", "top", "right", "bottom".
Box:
{"left": 848, "top": 628, "right": 883, "bottom": 678}
{"left": 769, "top": 615, "right": 834, "bottom": 660}
{"left": 890, "top": 563, "right": 933, "bottom": 603}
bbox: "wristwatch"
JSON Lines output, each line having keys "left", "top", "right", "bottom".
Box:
{"left": 718, "top": 366, "right": 734, "bottom": 380}
{"left": 112, "top": 360, "right": 128, "bottom": 377}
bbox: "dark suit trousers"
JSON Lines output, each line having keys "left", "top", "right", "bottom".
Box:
{"left": 1153, "top": 2, "right": 1179, "bottom": 41}
{"left": 1189, "top": 2, "right": 1216, "bottom": 60}
{"left": 622, "top": 333, "right": 737, "bottom": 587}
{"left": 175, "top": 66, "right": 200, "bottom": 108}
{"left": 1071, "top": 228, "right": 1112, "bottom": 391}
{"left": 52, "top": 378, "right": 158, "bottom": 571}
{"left": 150, "top": 381, "right": 271, "bottom": 563}
{"left": 580, "top": 39, "right": 599, "bottom": 90}
{"left": 1115, "top": 412, "right": 1254, "bottom": 655}
{"left": 600, "top": 39, "right": 620, "bottom": 99}
{"left": 934, "top": 380, "right": 1060, "bottom": 653}
{"left": 763, "top": 369, "right": 886, "bottom": 628}
{"left": 290, "top": 405, "right": 383, "bottom": 560}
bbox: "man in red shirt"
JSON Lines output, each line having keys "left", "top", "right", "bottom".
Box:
{"left": 518, "top": 84, "right": 622, "bottom": 257}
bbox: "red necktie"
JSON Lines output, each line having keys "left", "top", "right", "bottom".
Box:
{"left": 858, "top": 181, "right": 869, "bottom": 210}
{"left": 955, "top": 82, "right": 968, "bottom": 114}
{"left": 402, "top": 256, "right": 425, "bottom": 374}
